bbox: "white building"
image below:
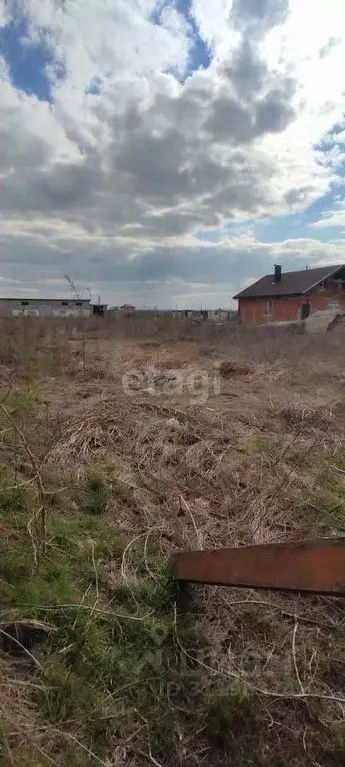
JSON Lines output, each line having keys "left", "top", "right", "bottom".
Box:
{"left": 207, "top": 309, "right": 229, "bottom": 322}
{"left": 119, "top": 304, "right": 136, "bottom": 315}
{"left": 0, "top": 298, "right": 92, "bottom": 318}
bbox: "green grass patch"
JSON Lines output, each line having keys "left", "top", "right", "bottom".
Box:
{"left": 75, "top": 472, "right": 111, "bottom": 515}
{"left": 296, "top": 458, "right": 345, "bottom": 532}
{"left": 205, "top": 684, "right": 258, "bottom": 756}
{"left": 2, "top": 385, "right": 41, "bottom": 416}
{"left": 246, "top": 436, "right": 276, "bottom": 456}
{"left": 0, "top": 475, "right": 206, "bottom": 765}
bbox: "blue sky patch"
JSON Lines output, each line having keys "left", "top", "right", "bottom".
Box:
{"left": 151, "top": 0, "right": 211, "bottom": 78}
{"left": 175, "top": 0, "right": 211, "bottom": 74}
{"left": 315, "top": 118, "right": 345, "bottom": 171}
{"left": 252, "top": 186, "right": 345, "bottom": 243}
{"left": 195, "top": 183, "right": 345, "bottom": 247}
{"left": 85, "top": 76, "right": 102, "bottom": 96}
{"left": 0, "top": 16, "right": 53, "bottom": 101}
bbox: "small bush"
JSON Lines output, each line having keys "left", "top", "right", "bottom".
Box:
{"left": 81, "top": 473, "right": 110, "bottom": 515}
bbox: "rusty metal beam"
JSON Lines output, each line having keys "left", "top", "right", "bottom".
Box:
{"left": 171, "top": 538, "right": 345, "bottom": 595}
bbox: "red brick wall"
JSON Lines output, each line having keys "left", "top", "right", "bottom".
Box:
{"left": 238, "top": 285, "right": 345, "bottom": 325}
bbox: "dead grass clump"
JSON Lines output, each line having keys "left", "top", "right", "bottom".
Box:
{"left": 48, "top": 392, "right": 226, "bottom": 465}
{"left": 278, "top": 401, "right": 345, "bottom": 448}
{"left": 0, "top": 363, "right": 16, "bottom": 382}
{"left": 220, "top": 359, "right": 252, "bottom": 378}
{"left": 0, "top": 658, "right": 41, "bottom": 762}
{"left": 46, "top": 395, "right": 142, "bottom": 466}
{"left": 139, "top": 340, "right": 162, "bottom": 349}
{"left": 146, "top": 341, "right": 201, "bottom": 369}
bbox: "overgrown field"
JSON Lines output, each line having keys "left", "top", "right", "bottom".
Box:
{"left": 1, "top": 316, "right": 345, "bottom": 766}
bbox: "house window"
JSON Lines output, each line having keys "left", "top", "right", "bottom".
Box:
{"left": 21, "top": 301, "right": 29, "bottom": 306}
{"left": 75, "top": 301, "right": 82, "bottom": 306}
{"left": 61, "top": 301, "right": 69, "bottom": 306}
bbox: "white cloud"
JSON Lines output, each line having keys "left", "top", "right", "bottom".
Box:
{"left": 23, "top": 0, "right": 191, "bottom": 90}
{"left": 0, "top": 53, "right": 9, "bottom": 81}
{"left": 0, "top": 0, "right": 345, "bottom": 305}
{"left": 311, "top": 202, "right": 345, "bottom": 230}
{"left": 191, "top": 0, "right": 233, "bottom": 49}
{"left": 0, "top": 0, "right": 11, "bottom": 28}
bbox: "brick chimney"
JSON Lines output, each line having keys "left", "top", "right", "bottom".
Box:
{"left": 274, "top": 264, "right": 282, "bottom": 284}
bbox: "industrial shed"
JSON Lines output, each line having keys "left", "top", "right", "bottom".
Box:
{"left": 0, "top": 298, "right": 92, "bottom": 318}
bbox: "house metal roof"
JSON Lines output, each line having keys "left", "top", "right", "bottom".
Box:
{"left": 233, "top": 265, "right": 345, "bottom": 300}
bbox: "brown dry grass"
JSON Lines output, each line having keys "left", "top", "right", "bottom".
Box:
{"left": 1, "top": 316, "right": 345, "bottom": 765}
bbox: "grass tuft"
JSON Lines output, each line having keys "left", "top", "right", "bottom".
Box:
{"left": 206, "top": 684, "right": 258, "bottom": 753}
{"left": 81, "top": 472, "right": 111, "bottom": 515}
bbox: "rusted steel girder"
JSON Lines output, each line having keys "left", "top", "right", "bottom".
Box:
{"left": 171, "top": 538, "right": 345, "bottom": 595}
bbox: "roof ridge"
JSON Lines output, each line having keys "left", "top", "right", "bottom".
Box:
{"left": 261, "top": 264, "right": 342, "bottom": 279}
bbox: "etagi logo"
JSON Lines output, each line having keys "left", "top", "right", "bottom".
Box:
{"left": 122, "top": 364, "right": 222, "bottom": 405}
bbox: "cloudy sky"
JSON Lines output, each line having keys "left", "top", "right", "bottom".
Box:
{"left": 0, "top": 0, "right": 345, "bottom": 308}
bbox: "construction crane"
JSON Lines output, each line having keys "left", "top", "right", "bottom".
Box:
{"left": 64, "top": 275, "right": 94, "bottom": 305}
{"left": 64, "top": 274, "right": 81, "bottom": 300}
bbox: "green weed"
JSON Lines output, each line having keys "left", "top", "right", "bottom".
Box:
{"left": 247, "top": 436, "right": 276, "bottom": 456}
{"left": 296, "top": 460, "right": 345, "bottom": 532}
{"left": 205, "top": 684, "right": 258, "bottom": 754}
{"left": 81, "top": 473, "right": 111, "bottom": 515}
{"left": 0, "top": 385, "right": 41, "bottom": 417}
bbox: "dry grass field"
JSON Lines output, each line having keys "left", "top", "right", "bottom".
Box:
{"left": 1, "top": 315, "right": 345, "bottom": 766}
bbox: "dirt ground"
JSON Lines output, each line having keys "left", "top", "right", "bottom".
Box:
{"left": 1, "top": 316, "right": 345, "bottom": 766}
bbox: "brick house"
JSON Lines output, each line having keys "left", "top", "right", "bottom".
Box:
{"left": 233, "top": 264, "right": 345, "bottom": 325}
